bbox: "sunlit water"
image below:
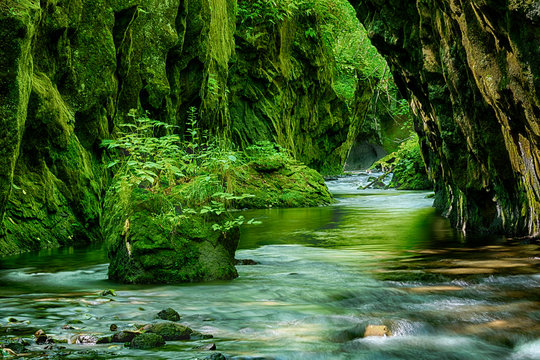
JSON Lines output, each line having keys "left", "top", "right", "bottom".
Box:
{"left": 1, "top": 172, "right": 539, "bottom": 359}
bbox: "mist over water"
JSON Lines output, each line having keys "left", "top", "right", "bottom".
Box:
{"left": 1, "top": 172, "right": 538, "bottom": 359}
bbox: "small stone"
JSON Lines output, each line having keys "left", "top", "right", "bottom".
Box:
{"left": 109, "top": 324, "right": 118, "bottom": 331}
{"left": 75, "top": 335, "right": 98, "bottom": 344}
{"left": 96, "top": 336, "right": 112, "bottom": 344}
{"left": 145, "top": 322, "right": 192, "bottom": 341}
{"left": 190, "top": 331, "right": 214, "bottom": 340}
{"left": 205, "top": 353, "right": 227, "bottom": 360}
{"left": 363, "top": 325, "right": 392, "bottom": 337}
{"left": 34, "top": 329, "right": 51, "bottom": 344}
{"left": 100, "top": 289, "right": 117, "bottom": 297}
{"left": 197, "top": 343, "right": 217, "bottom": 351}
{"left": 130, "top": 333, "right": 165, "bottom": 349}
{"left": 63, "top": 324, "right": 74, "bottom": 330}
{"left": 112, "top": 331, "right": 137, "bottom": 343}
{"left": 8, "top": 318, "right": 18, "bottom": 323}
{"left": 157, "top": 308, "right": 181, "bottom": 322}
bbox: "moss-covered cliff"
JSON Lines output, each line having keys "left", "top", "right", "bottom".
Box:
{"left": 351, "top": 0, "right": 539, "bottom": 237}
{"left": 229, "top": 0, "right": 377, "bottom": 174}
{"left": 0, "top": 0, "right": 385, "bottom": 256}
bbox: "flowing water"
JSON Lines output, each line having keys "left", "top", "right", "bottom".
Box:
{"left": 1, "top": 172, "right": 539, "bottom": 359}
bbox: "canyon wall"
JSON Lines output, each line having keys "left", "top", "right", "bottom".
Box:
{"left": 351, "top": 0, "right": 539, "bottom": 236}
{"left": 0, "top": 0, "right": 376, "bottom": 255}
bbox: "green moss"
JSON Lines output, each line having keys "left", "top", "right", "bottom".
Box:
{"left": 372, "top": 137, "right": 432, "bottom": 190}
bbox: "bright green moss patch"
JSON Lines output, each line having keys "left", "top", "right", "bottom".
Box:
{"left": 372, "top": 137, "right": 432, "bottom": 190}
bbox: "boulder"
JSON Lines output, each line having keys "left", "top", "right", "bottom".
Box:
{"left": 157, "top": 308, "right": 181, "bottom": 322}
{"left": 131, "top": 333, "right": 165, "bottom": 349}
{"left": 145, "top": 322, "right": 192, "bottom": 341}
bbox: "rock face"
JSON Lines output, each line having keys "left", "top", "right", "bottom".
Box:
{"left": 351, "top": 1, "right": 540, "bottom": 236}
{"left": 0, "top": 0, "right": 375, "bottom": 256}
{"left": 229, "top": 0, "right": 377, "bottom": 174}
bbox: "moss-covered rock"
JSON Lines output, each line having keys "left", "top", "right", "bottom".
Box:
{"left": 104, "top": 182, "right": 240, "bottom": 284}
{"left": 144, "top": 322, "right": 192, "bottom": 341}
{"left": 130, "top": 333, "right": 165, "bottom": 349}
{"left": 372, "top": 138, "right": 432, "bottom": 190}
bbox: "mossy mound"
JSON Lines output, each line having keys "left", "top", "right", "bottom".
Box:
{"left": 104, "top": 184, "right": 240, "bottom": 284}
{"left": 104, "top": 139, "right": 332, "bottom": 284}
{"left": 372, "top": 138, "right": 432, "bottom": 190}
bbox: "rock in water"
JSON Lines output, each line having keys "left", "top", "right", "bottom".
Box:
{"left": 364, "top": 325, "right": 392, "bottom": 337}
{"left": 197, "top": 343, "right": 217, "bottom": 350}
{"left": 111, "top": 331, "right": 137, "bottom": 343}
{"left": 131, "top": 333, "right": 165, "bottom": 349}
{"left": 145, "top": 322, "right": 192, "bottom": 340}
{"left": 205, "top": 353, "right": 227, "bottom": 360}
{"left": 157, "top": 308, "right": 181, "bottom": 322}
{"left": 104, "top": 186, "right": 240, "bottom": 284}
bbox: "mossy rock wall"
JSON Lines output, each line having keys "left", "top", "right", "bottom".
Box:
{"left": 0, "top": 0, "right": 237, "bottom": 256}
{"left": 230, "top": 0, "right": 375, "bottom": 174}
{"left": 351, "top": 0, "right": 540, "bottom": 236}
{"left": 0, "top": 0, "right": 378, "bottom": 256}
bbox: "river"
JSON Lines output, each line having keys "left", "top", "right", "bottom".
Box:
{"left": 0, "top": 172, "right": 539, "bottom": 359}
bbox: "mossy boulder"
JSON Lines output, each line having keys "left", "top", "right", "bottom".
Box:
{"left": 130, "top": 333, "right": 165, "bottom": 349}
{"left": 104, "top": 183, "right": 240, "bottom": 284}
{"left": 144, "top": 322, "right": 192, "bottom": 341}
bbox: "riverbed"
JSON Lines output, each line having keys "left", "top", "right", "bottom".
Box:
{"left": 1, "top": 172, "right": 539, "bottom": 359}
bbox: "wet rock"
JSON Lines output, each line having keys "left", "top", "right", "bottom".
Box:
{"left": 7, "top": 318, "right": 18, "bottom": 323}
{"left": 130, "top": 333, "right": 165, "bottom": 349}
{"left": 111, "top": 331, "right": 137, "bottom": 343}
{"left": 157, "top": 308, "right": 181, "bottom": 322}
{"left": 35, "top": 329, "right": 52, "bottom": 344}
{"left": 235, "top": 259, "right": 258, "bottom": 265}
{"left": 4, "top": 342, "right": 27, "bottom": 353}
{"left": 363, "top": 325, "right": 392, "bottom": 337}
{"left": 145, "top": 322, "right": 192, "bottom": 340}
{"left": 109, "top": 324, "right": 117, "bottom": 331}
{"left": 329, "top": 325, "right": 365, "bottom": 343}
{"left": 96, "top": 336, "right": 112, "bottom": 344}
{"left": 72, "top": 334, "right": 98, "bottom": 344}
{"left": 100, "top": 289, "right": 116, "bottom": 297}
{"left": 197, "top": 343, "right": 217, "bottom": 350}
{"left": 206, "top": 353, "right": 228, "bottom": 360}
{"left": 190, "top": 331, "right": 214, "bottom": 340}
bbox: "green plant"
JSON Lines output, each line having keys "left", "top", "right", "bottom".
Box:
{"left": 101, "top": 109, "right": 262, "bottom": 234}
{"left": 101, "top": 111, "right": 183, "bottom": 190}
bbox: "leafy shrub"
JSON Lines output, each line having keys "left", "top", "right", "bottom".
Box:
{"left": 101, "top": 109, "right": 259, "bottom": 233}
{"left": 372, "top": 137, "right": 432, "bottom": 190}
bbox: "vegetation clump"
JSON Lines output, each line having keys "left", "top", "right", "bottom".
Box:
{"left": 101, "top": 110, "right": 333, "bottom": 284}
{"left": 371, "top": 137, "right": 432, "bottom": 190}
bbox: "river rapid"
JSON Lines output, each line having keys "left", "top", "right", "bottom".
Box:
{"left": 0, "top": 172, "right": 539, "bottom": 359}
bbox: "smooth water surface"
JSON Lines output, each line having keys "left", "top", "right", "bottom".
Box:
{"left": 0, "top": 172, "right": 539, "bottom": 359}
